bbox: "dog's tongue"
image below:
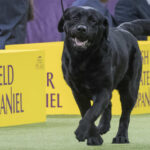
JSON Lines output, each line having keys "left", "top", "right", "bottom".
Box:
{"left": 75, "top": 38, "right": 88, "bottom": 47}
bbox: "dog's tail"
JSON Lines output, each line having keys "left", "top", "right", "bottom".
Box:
{"left": 118, "top": 19, "right": 150, "bottom": 38}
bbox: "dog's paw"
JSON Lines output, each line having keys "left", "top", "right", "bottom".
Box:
{"left": 112, "top": 136, "right": 129, "bottom": 144}
{"left": 74, "top": 120, "right": 91, "bottom": 142}
{"left": 87, "top": 135, "right": 103, "bottom": 146}
{"left": 75, "top": 128, "right": 87, "bottom": 142}
{"left": 98, "top": 123, "right": 110, "bottom": 135}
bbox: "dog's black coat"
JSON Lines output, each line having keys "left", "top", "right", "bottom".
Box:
{"left": 58, "top": 6, "right": 150, "bottom": 145}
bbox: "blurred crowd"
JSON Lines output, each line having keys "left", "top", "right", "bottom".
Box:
{"left": 0, "top": 0, "right": 150, "bottom": 48}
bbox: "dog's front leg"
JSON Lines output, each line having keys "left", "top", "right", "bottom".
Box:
{"left": 75, "top": 89, "right": 111, "bottom": 145}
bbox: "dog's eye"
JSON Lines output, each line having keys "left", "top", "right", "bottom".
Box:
{"left": 88, "top": 16, "right": 97, "bottom": 23}
{"left": 72, "top": 16, "right": 79, "bottom": 22}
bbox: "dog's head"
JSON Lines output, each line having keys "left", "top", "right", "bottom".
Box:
{"left": 58, "top": 6, "right": 108, "bottom": 51}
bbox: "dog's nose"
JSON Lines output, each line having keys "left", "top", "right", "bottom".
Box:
{"left": 77, "top": 25, "right": 87, "bottom": 33}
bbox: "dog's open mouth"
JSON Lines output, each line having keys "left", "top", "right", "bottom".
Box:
{"left": 75, "top": 38, "right": 88, "bottom": 47}
{"left": 72, "top": 37, "right": 89, "bottom": 48}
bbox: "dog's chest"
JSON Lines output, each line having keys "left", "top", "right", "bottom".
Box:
{"left": 66, "top": 63, "right": 110, "bottom": 94}
{"left": 62, "top": 51, "right": 113, "bottom": 95}
{"left": 69, "top": 73, "right": 96, "bottom": 95}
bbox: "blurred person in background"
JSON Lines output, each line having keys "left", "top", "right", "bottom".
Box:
{"left": 26, "top": 0, "right": 74, "bottom": 43}
{"left": 0, "top": 0, "right": 33, "bottom": 49}
{"left": 72, "top": 0, "right": 117, "bottom": 27}
{"left": 115, "top": 0, "right": 150, "bottom": 40}
{"left": 106, "top": 0, "right": 118, "bottom": 15}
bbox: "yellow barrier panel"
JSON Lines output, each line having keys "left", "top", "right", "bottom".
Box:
{"left": 6, "top": 43, "right": 79, "bottom": 115}
{"left": 6, "top": 41, "right": 150, "bottom": 115}
{"left": 0, "top": 50, "right": 46, "bottom": 127}
{"left": 134, "top": 41, "right": 150, "bottom": 114}
{"left": 148, "top": 37, "right": 150, "bottom": 41}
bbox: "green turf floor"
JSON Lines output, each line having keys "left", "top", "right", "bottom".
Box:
{"left": 0, "top": 115, "right": 150, "bottom": 150}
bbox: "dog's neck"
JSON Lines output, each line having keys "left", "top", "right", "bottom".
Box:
{"left": 64, "top": 39, "right": 109, "bottom": 71}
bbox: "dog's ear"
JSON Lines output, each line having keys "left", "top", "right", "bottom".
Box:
{"left": 58, "top": 8, "right": 70, "bottom": 32}
{"left": 102, "top": 18, "right": 109, "bottom": 39}
{"left": 58, "top": 16, "right": 65, "bottom": 32}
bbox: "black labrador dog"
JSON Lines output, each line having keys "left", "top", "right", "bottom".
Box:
{"left": 58, "top": 6, "right": 150, "bottom": 145}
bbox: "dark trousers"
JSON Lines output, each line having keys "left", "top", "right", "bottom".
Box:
{"left": 0, "top": 0, "right": 29, "bottom": 49}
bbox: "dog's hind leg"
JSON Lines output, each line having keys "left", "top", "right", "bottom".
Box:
{"left": 98, "top": 101, "right": 112, "bottom": 135}
{"left": 113, "top": 49, "right": 142, "bottom": 144}
{"left": 112, "top": 86, "right": 136, "bottom": 143}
